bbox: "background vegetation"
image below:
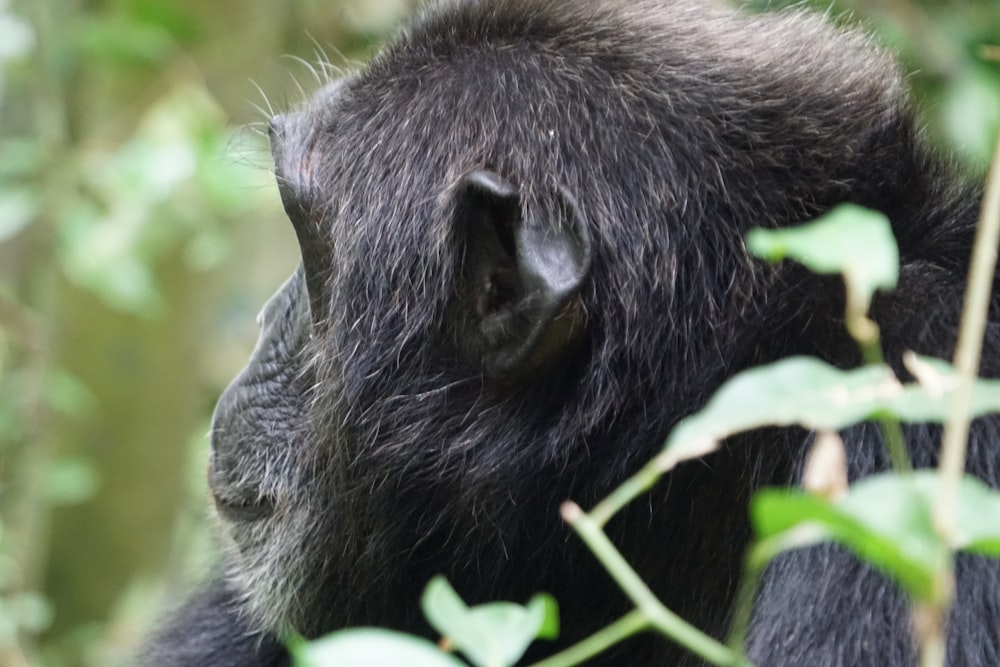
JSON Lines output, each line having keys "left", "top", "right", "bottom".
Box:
{"left": 0, "top": 1, "right": 996, "bottom": 666}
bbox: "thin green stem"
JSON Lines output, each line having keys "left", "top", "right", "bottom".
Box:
{"left": 562, "top": 502, "right": 751, "bottom": 666}
{"left": 846, "top": 307, "right": 912, "bottom": 473}
{"left": 846, "top": 313, "right": 885, "bottom": 369}
{"left": 726, "top": 543, "right": 769, "bottom": 656}
{"left": 726, "top": 528, "right": 826, "bottom": 656}
{"left": 924, "top": 135, "right": 1000, "bottom": 667}
{"left": 914, "top": 603, "right": 947, "bottom": 667}
{"left": 919, "top": 634, "right": 946, "bottom": 667}
{"left": 938, "top": 134, "right": 1000, "bottom": 540}
{"left": 589, "top": 454, "right": 669, "bottom": 528}
{"left": 527, "top": 611, "right": 649, "bottom": 667}
{"left": 879, "top": 418, "right": 912, "bottom": 473}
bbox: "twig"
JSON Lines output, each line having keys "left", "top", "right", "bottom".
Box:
{"left": 937, "top": 136, "right": 1000, "bottom": 539}
{"left": 561, "top": 502, "right": 750, "bottom": 666}
{"left": 528, "top": 611, "right": 648, "bottom": 667}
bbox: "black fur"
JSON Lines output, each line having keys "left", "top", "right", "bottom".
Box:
{"left": 143, "top": 579, "right": 289, "bottom": 667}
{"left": 142, "top": 1, "right": 1000, "bottom": 665}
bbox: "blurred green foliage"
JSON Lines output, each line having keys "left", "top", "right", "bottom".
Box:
{"left": 0, "top": 1, "right": 995, "bottom": 666}
{"left": 0, "top": 0, "right": 413, "bottom": 665}
{"left": 749, "top": 0, "right": 1000, "bottom": 165}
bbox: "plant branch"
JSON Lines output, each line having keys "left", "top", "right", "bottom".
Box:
{"left": 527, "top": 611, "right": 648, "bottom": 667}
{"left": 562, "top": 502, "right": 751, "bottom": 666}
{"left": 845, "top": 296, "right": 911, "bottom": 473}
{"left": 938, "top": 135, "right": 1000, "bottom": 539}
{"left": 589, "top": 451, "right": 675, "bottom": 528}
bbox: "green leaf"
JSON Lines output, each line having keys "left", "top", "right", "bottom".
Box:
{"left": 75, "top": 16, "right": 176, "bottom": 67}
{"left": 747, "top": 204, "right": 898, "bottom": 312}
{"left": 941, "top": 65, "right": 1000, "bottom": 166}
{"left": 664, "top": 355, "right": 1000, "bottom": 466}
{"left": 0, "top": 138, "right": 44, "bottom": 178}
{"left": 753, "top": 479, "right": 946, "bottom": 602}
{"left": 531, "top": 595, "right": 560, "bottom": 641}
{"left": 130, "top": 0, "right": 200, "bottom": 44}
{"left": 0, "top": 188, "right": 38, "bottom": 243}
{"left": 891, "top": 355, "right": 1000, "bottom": 422}
{"left": 57, "top": 200, "right": 164, "bottom": 317}
{"left": 292, "top": 628, "right": 467, "bottom": 667}
{"left": 421, "top": 576, "right": 559, "bottom": 667}
{"left": 44, "top": 458, "right": 100, "bottom": 506}
{"left": 665, "top": 357, "right": 898, "bottom": 461}
{"left": 0, "top": 12, "right": 34, "bottom": 62}
{"left": 752, "top": 472, "right": 1000, "bottom": 603}
{"left": 44, "top": 370, "right": 98, "bottom": 419}
{"left": 932, "top": 475, "right": 1000, "bottom": 557}
{"left": 6, "top": 592, "right": 53, "bottom": 634}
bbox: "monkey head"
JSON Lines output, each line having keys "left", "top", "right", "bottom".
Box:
{"left": 204, "top": 0, "right": 909, "bottom": 641}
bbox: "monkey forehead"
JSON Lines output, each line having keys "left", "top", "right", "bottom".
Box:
{"left": 296, "top": 0, "right": 907, "bottom": 202}
{"left": 293, "top": 1, "right": 905, "bottom": 209}
{"left": 366, "top": 0, "right": 903, "bottom": 108}
{"left": 271, "top": 0, "right": 915, "bottom": 319}
{"left": 265, "top": 1, "right": 911, "bottom": 293}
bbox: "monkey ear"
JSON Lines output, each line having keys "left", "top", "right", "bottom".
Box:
{"left": 456, "top": 170, "right": 591, "bottom": 380}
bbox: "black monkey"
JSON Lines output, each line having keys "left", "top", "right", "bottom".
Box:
{"left": 144, "top": 1, "right": 1000, "bottom": 665}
